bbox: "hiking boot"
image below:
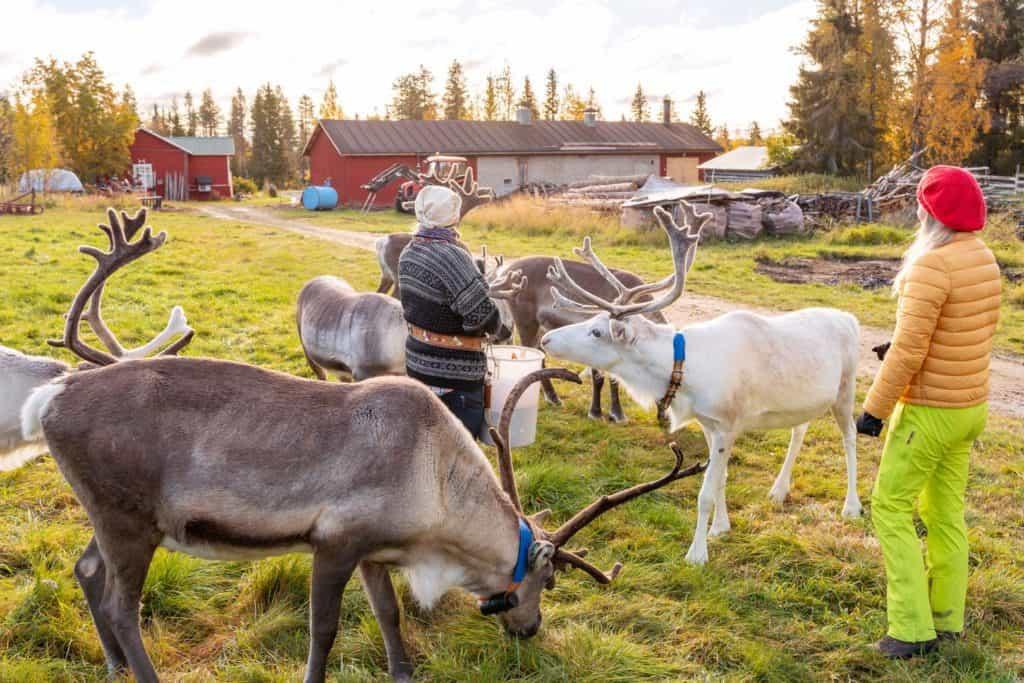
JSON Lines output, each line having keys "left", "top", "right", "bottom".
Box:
{"left": 876, "top": 635, "right": 937, "bottom": 659}
{"left": 937, "top": 631, "right": 963, "bottom": 642}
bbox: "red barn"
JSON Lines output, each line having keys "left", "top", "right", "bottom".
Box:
{"left": 129, "top": 128, "right": 235, "bottom": 200}
{"left": 303, "top": 104, "right": 721, "bottom": 209}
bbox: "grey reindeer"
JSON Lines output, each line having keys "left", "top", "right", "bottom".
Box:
{"left": 14, "top": 209, "right": 705, "bottom": 682}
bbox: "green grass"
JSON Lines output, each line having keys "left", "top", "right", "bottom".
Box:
{"left": 716, "top": 173, "right": 866, "bottom": 195}
{"left": 2, "top": 205, "right": 1023, "bottom": 680}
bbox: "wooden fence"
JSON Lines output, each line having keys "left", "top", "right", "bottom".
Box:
{"left": 163, "top": 173, "right": 187, "bottom": 201}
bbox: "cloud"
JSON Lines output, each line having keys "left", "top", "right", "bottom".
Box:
{"left": 140, "top": 63, "right": 162, "bottom": 76}
{"left": 315, "top": 58, "right": 347, "bottom": 79}
{"left": 185, "top": 31, "right": 250, "bottom": 58}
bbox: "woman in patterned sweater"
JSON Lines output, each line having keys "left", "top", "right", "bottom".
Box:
{"left": 398, "top": 185, "right": 511, "bottom": 437}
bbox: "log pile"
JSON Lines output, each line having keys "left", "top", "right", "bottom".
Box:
{"left": 545, "top": 174, "right": 649, "bottom": 210}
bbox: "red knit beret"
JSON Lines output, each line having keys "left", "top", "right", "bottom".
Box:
{"left": 916, "top": 165, "right": 986, "bottom": 232}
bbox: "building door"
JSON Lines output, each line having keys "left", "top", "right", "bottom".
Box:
{"left": 666, "top": 157, "right": 699, "bottom": 185}
{"left": 132, "top": 163, "right": 154, "bottom": 190}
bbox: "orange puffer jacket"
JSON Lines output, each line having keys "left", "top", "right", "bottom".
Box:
{"left": 865, "top": 233, "right": 1001, "bottom": 419}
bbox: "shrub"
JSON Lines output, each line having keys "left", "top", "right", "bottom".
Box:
{"left": 233, "top": 176, "right": 258, "bottom": 196}
{"left": 826, "top": 224, "right": 909, "bottom": 246}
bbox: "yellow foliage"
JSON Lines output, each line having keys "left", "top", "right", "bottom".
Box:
{"left": 924, "top": 0, "right": 987, "bottom": 164}
{"left": 10, "top": 93, "right": 59, "bottom": 177}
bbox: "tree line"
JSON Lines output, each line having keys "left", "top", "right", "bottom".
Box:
{"left": 784, "top": 0, "right": 1023, "bottom": 175}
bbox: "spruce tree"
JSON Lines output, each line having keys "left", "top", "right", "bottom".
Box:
{"left": 631, "top": 83, "right": 648, "bottom": 122}
{"left": 689, "top": 91, "right": 713, "bottom": 136}
{"left": 520, "top": 76, "right": 539, "bottom": 119}
{"left": 168, "top": 97, "right": 184, "bottom": 136}
{"left": 442, "top": 60, "right": 469, "bottom": 120}
{"left": 183, "top": 91, "right": 198, "bottom": 136}
{"left": 748, "top": 121, "right": 763, "bottom": 145}
{"left": 483, "top": 76, "right": 498, "bottom": 121}
{"left": 319, "top": 80, "right": 343, "bottom": 119}
{"left": 198, "top": 88, "right": 220, "bottom": 136}
{"left": 543, "top": 69, "right": 559, "bottom": 120}
{"left": 585, "top": 86, "right": 602, "bottom": 119}
{"left": 228, "top": 88, "right": 248, "bottom": 177}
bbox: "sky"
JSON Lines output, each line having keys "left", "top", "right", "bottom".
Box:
{"left": 1, "top": 0, "right": 817, "bottom": 135}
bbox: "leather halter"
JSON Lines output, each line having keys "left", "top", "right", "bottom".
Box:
{"left": 656, "top": 332, "right": 686, "bottom": 430}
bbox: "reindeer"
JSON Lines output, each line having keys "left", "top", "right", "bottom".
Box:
{"left": 15, "top": 210, "right": 705, "bottom": 682}
{"left": 540, "top": 202, "right": 862, "bottom": 565}
{"left": 2, "top": 208, "right": 192, "bottom": 467}
{"left": 376, "top": 166, "right": 494, "bottom": 297}
{"left": 296, "top": 262, "right": 523, "bottom": 381}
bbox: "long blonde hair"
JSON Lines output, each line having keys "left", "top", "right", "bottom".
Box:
{"left": 892, "top": 212, "right": 957, "bottom": 295}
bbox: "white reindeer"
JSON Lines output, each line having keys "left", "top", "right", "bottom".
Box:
{"left": 540, "top": 202, "right": 862, "bottom": 565}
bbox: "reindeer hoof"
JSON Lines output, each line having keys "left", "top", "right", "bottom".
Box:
{"left": 588, "top": 410, "right": 603, "bottom": 420}
{"left": 709, "top": 520, "right": 731, "bottom": 538}
{"left": 606, "top": 412, "right": 628, "bottom": 424}
{"left": 545, "top": 395, "right": 563, "bottom": 407}
{"left": 684, "top": 543, "right": 708, "bottom": 566}
{"left": 768, "top": 484, "right": 789, "bottom": 506}
{"left": 842, "top": 500, "right": 863, "bottom": 519}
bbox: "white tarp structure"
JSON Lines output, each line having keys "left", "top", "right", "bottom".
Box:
{"left": 18, "top": 169, "right": 85, "bottom": 193}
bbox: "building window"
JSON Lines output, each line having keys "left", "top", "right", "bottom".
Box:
{"left": 133, "top": 163, "right": 154, "bottom": 190}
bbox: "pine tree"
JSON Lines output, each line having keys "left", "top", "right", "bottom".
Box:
{"left": 543, "top": 69, "right": 559, "bottom": 120}
{"left": 298, "top": 95, "right": 316, "bottom": 140}
{"left": 121, "top": 85, "right": 139, "bottom": 122}
{"left": 184, "top": 91, "right": 198, "bottom": 136}
{"left": 970, "top": 0, "right": 1024, "bottom": 171}
{"left": 923, "top": 0, "right": 987, "bottom": 163}
{"left": 689, "top": 90, "right": 713, "bottom": 136}
{"left": 748, "top": 121, "right": 763, "bottom": 145}
{"left": 520, "top": 76, "right": 539, "bottom": 119}
{"left": 228, "top": 88, "right": 248, "bottom": 177}
{"left": 198, "top": 89, "right": 220, "bottom": 136}
{"left": 390, "top": 66, "right": 437, "bottom": 120}
{"left": 784, "top": 1, "right": 871, "bottom": 174}
{"left": 442, "top": 60, "right": 470, "bottom": 120}
{"left": 631, "top": 84, "right": 649, "bottom": 122}
{"left": 148, "top": 104, "right": 167, "bottom": 136}
{"left": 168, "top": 97, "right": 184, "bottom": 136}
{"left": 856, "top": 0, "right": 898, "bottom": 172}
{"left": 319, "top": 80, "right": 343, "bottom": 119}
{"left": 277, "top": 86, "right": 297, "bottom": 182}
{"left": 483, "top": 76, "right": 498, "bottom": 121}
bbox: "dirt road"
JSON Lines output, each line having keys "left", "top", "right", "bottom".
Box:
{"left": 199, "top": 204, "right": 1024, "bottom": 418}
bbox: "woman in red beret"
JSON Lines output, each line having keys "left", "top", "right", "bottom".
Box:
{"left": 858, "top": 165, "right": 1001, "bottom": 658}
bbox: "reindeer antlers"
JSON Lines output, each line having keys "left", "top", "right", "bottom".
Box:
{"left": 489, "top": 369, "right": 706, "bottom": 585}
{"left": 420, "top": 165, "right": 495, "bottom": 218}
{"left": 50, "top": 208, "right": 194, "bottom": 366}
{"left": 547, "top": 200, "right": 711, "bottom": 319}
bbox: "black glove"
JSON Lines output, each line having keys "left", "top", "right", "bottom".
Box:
{"left": 856, "top": 412, "right": 884, "bottom": 437}
{"left": 872, "top": 341, "right": 891, "bottom": 361}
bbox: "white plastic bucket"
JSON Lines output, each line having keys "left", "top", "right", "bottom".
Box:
{"left": 482, "top": 345, "right": 546, "bottom": 448}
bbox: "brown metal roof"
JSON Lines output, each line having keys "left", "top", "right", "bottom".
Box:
{"left": 309, "top": 119, "right": 722, "bottom": 157}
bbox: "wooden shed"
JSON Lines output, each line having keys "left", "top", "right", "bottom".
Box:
{"left": 129, "top": 128, "right": 235, "bottom": 200}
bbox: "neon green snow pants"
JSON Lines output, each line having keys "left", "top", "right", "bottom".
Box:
{"left": 871, "top": 401, "right": 987, "bottom": 642}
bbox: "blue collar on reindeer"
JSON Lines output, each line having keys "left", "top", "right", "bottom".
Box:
{"left": 656, "top": 332, "right": 686, "bottom": 430}
{"left": 478, "top": 517, "right": 533, "bottom": 615}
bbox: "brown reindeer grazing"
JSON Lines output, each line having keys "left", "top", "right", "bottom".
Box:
{"left": 17, "top": 210, "right": 704, "bottom": 682}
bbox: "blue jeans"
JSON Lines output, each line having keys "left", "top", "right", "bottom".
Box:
{"left": 439, "top": 385, "right": 485, "bottom": 440}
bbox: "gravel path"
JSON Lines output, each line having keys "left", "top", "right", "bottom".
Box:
{"left": 198, "top": 204, "right": 1024, "bottom": 418}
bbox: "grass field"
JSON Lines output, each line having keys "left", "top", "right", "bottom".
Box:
{"left": 1, "top": 204, "right": 1023, "bottom": 681}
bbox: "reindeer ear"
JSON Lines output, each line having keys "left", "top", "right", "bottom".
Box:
{"left": 529, "top": 540, "right": 556, "bottom": 569}
{"left": 609, "top": 318, "right": 637, "bottom": 345}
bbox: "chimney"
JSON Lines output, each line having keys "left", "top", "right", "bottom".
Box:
{"left": 583, "top": 107, "right": 598, "bottom": 127}
{"left": 516, "top": 104, "right": 532, "bottom": 125}
{"left": 663, "top": 96, "right": 672, "bottom": 124}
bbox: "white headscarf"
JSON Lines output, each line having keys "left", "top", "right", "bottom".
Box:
{"left": 414, "top": 185, "right": 462, "bottom": 229}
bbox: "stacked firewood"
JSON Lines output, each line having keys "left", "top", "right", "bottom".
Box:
{"left": 546, "top": 174, "right": 650, "bottom": 210}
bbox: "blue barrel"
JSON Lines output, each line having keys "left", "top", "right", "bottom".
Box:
{"left": 301, "top": 185, "right": 338, "bottom": 210}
